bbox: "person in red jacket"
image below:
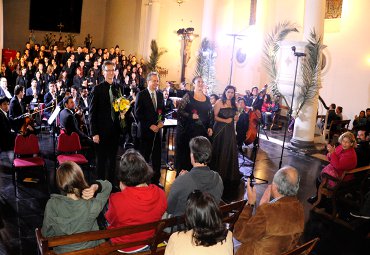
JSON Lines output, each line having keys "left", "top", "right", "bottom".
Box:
{"left": 308, "top": 131, "right": 357, "bottom": 204}
{"left": 105, "top": 149, "right": 167, "bottom": 253}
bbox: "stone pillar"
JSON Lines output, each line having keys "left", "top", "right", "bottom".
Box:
{"left": 201, "top": 0, "right": 216, "bottom": 41}
{"left": 290, "top": 0, "right": 325, "bottom": 148}
{"left": 141, "top": 0, "right": 161, "bottom": 60}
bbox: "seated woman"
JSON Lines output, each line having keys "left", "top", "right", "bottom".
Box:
{"left": 308, "top": 131, "right": 357, "bottom": 204}
{"left": 41, "top": 161, "right": 112, "bottom": 254}
{"left": 165, "top": 191, "right": 233, "bottom": 255}
{"left": 105, "top": 149, "right": 167, "bottom": 253}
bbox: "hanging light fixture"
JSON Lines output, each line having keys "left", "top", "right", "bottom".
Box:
{"left": 177, "top": 0, "right": 184, "bottom": 6}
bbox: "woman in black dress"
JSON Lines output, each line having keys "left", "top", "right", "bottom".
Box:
{"left": 175, "top": 76, "right": 213, "bottom": 173}
{"left": 211, "top": 85, "right": 241, "bottom": 183}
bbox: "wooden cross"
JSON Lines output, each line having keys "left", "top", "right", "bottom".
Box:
{"left": 57, "top": 22, "right": 64, "bottom": 33}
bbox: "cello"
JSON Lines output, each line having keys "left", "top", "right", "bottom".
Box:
{"left": 244, "top": 108, "right": 262, "bottom": 145}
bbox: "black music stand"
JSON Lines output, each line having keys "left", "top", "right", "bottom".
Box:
{"left": 278, "top": 46, "right": 306, "bottom": 169}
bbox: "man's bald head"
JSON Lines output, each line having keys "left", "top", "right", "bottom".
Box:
{"left": 273, "top": 166, "right": 300, "bottom": 196}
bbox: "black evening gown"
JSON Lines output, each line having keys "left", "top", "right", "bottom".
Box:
{"left": 175, "top": 92, "right": 212, "bottom": 172}
{"left": 211, "top": 108, "right": 241, "bottom": 182}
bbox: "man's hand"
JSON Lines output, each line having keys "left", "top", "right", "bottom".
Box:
{"left": 327, "top": 144, "right": 335, "bottom": 154}
{"left": 192, "top": 113, "right": 199, "bottom": 120}
{"left": 246, "top": 178, "right": 257, "bottom": 205}
{"left": 260, "top": 184, "right": 272, "bottom": 205}
{"left": 157, "top": 121, "right": 164, "bottom": 129}
{"left": 207, "top": 128, "right": 213, "bottom": 137}
{"left": 93, "top": 135, "right": 100, "bottom": 144}
{"left": 82, "top": 184, "right": 99, "bottom": 200}
{"left": 179, "top": 170, "right": 188, "bottom": 176}
{"left": 150, "top": 125, "right": 159, "bottom": 133}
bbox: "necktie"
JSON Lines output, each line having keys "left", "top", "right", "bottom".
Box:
{"left": 151, "top": 92, "right": 156, "bottom": 109}
{"left": 109, "top": 86, "right": 115, "bottom": 121}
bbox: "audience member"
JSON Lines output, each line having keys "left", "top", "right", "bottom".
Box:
{"left": 41, "top": 161, "right": 112, "bottom": 254}
{"left": 353, "top": 110, "right": 367, "bottom": 131}
{"left": 308, "top": 131, "right": 357, "bottom": 204}
{"left": 0, "top": 77, "right": 12, "bottom": 99}
{"left": 167, "top": 136, "right": 223, "bottom": 216}
{"left": 165, "top": 191, "right": 233, "bottom": 255}
{"left": 355, "top": 129, "right": 370, "bottom": 167}
{"left": 105, "top": 149, "right": 167, "bottom": 253}
{"left": 234, "top": 166, "right": 304, "bottom": 255}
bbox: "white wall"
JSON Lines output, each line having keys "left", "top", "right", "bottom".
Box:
{"left": 320, "top": 0, "right": 370, "bottom": 122}
{"left": 103, "top": 0, "right": 142, "bottom": 53}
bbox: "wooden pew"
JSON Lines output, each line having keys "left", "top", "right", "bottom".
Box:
{"left": 35, "top": 199, "right": 246, "bottom": 255}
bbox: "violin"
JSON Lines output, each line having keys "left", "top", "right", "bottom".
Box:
{"left": 244, "top": 108, "right": 262, "bottom": 145}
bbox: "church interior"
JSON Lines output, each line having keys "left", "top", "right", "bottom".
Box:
{"left": 0, "top": 0, "right": 369, "bottom": 254}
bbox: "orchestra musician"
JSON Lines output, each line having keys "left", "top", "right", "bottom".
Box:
{"left": 244, "top": 86, "right": 263, "bottom": 112}
{"left": 43, "top": 82, "right": 57, "bottom": 119}
{"left": 0, "top": 97, "right": 16, "bottom": 153}
{"left": 59, "top": 96, "right": 92, "bottom": 146}
{"left": 9, "top": 85, "right": 36, "bottom": 135}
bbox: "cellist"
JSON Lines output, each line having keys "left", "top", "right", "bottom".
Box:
{"left": 9, "top": 85, "right": 36, "bottom": 135}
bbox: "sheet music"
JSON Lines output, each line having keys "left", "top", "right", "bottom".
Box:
{"left": 48, "top": 106, "right": 61, "bottom": 125}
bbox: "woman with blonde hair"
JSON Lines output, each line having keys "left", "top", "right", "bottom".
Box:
{"left": 308, "top": 131, "right": 357, "bottom": 203}
{"left": 41, "top": 161, "right": 112, "bottom": 254}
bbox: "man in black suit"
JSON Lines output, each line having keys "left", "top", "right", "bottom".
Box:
{"left": 89, "top": 60, "right": 120, "bottom": 183}
{"left": 0, "top": 97, "right": 15, "bottom": 152}
{"left": 59, "top": 96, "right": 91, "bottom": 145}
{"left": 43, "top": 82, "right": 57, "bottom": 119}
{"left": 245, "top": 86, "right": 263, "bottom": 112}
{"left": 135, "top": 72, "right": 164, "bottom": 186}
{"left": 163, "top": 90, "right": 174, "bottom": 117}
{"left": 9, "top": 85, "right": 26, "bottom": 133}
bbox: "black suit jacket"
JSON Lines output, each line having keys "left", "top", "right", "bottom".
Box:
{"left": 0, "top": 110, "right": 15, "bottom": 151}
{"left": 44, "top": 92, "right": 55, "bottom": 113}
{"left": 245, "top": 96, "right": 263, "bottom": 111}
{"left": 89, "top": 81, "right": 120, "bottom": 144}
{"left": 9, "top": 96, "right": 24, "bottom": 132}
{"left": 135, "top": 89, "right": 164, "bottom": 139}
{"left": 163, "top": 98, "right": 174, "bottom": 117}
{"left": 59, "top": 108, "right": 88, "bottom": 139}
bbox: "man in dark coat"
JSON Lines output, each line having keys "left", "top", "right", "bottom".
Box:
{"left": 89, "top": 60, "right": 120, "bottom": 183}
{"left": 0, "top": 96, "right": 15, "bottom": 150}
{"left": 135, "top": 72, "right": 164, "bottom": 186}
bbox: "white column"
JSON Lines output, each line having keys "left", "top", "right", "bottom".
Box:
{"left": 141, "top": 0, "right": 161, "bottom": 60}
{"left": 290, "top": 0, "right": 325, "bottom": 147}
{"left": 201, "top": 0, "right": 216, "bottom": 41}
{"left": 0, "top": 0, "right": 3, "bottom": 64}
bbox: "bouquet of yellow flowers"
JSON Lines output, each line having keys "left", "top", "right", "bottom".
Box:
{"left": 113, "top": 96, "right": 131, "bottom": 129}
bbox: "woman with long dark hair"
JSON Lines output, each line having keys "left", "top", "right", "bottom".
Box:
{"left": 211, "top": 85, "right": 241, "bottom": 183}
{"left": 165, "top": 191, "right": 233, "bottom": 255}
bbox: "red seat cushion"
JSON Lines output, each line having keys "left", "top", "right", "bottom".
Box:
{"left": 14, "top": 157, "right": 45, "bottom": 168}
{"left": 57, "top": 154, "right": 88, "bottom": 164}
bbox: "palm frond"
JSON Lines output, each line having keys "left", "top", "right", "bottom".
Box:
{"left": 295, "top": 30, "right": 324, "bottom": 116}
{"left": 262, "top": 21, "right": 299, "bottom": 106}
{"left": 147, "top": 40, "right": 167, "bottom": 72}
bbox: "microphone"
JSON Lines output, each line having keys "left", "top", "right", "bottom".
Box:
{"left": 291, "top": 46, "right": 306, "bottom": 57}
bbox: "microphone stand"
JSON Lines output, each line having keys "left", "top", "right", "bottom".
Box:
{"left": 278, "top": 47, "right": 306, "bottom": 169}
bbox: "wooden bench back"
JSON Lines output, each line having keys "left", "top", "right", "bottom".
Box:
{"left": 36, "top": 200, "right": 246, "bottom": 255}
{"left": 281, "top": 237, "right": 320, "bottom": 255}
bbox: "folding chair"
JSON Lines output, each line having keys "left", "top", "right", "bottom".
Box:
{"left": 13, "top": 134, "right": 46, "bottom": 197}
{"left": 56, "top": 132, "right": 90, "bottom": 180}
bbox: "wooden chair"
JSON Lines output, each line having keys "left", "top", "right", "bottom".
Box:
{"left": 281, "top": 237, "right": 320, "bottom": 255}
{"left": 219, "top": 199, "right": 246, "bottom": 231}
{"left": 270, "top": 105, "right": 289, "bottom": 131}
{"left": 312, "top": 165, "right": 370, "bottom": 229}
{"left": 324, "top": 119, "right": 350, "bottom": 144}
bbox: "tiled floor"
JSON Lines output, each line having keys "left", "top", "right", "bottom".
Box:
{"left": 0, "top": 129, "right": 369, "bottom": 255}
